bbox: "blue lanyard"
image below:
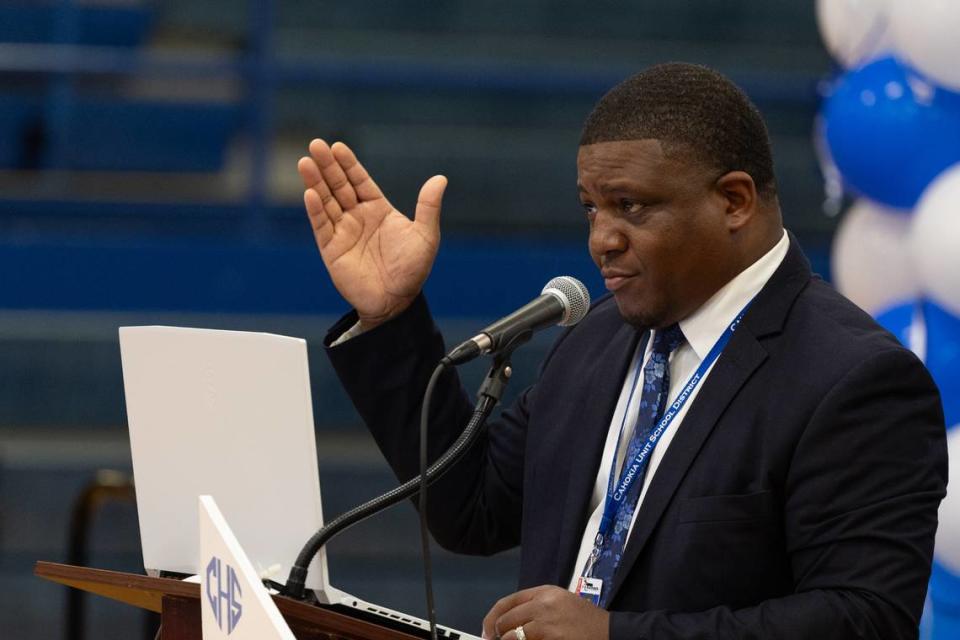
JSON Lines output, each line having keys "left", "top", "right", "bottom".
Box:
{"left": 585, "top": 301, "right": 753, "bottom": 572}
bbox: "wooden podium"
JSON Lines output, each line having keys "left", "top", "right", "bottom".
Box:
{"left": 35, "top": 562, "right": 421, "bottom": 640}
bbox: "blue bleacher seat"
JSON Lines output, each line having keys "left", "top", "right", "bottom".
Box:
{"left": 0, "top": 93, "right": 40, "bottom": 167}
{"left": 53, "top": 100, "right": 242, "bottom": 172}
{"left": 0, "top": 3, "right": 153, "bottom": 47}
{"left": 0, "top": 95, "right": 241, "bottom": 172}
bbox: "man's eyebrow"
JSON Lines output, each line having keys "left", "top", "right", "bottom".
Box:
{"left": 578, "top": 181, "right": 647, "bottom": 197}
{"left": 599, "top": 179, "right": 643, "bottom": 193}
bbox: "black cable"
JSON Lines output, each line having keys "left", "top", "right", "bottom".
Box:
{"left": 419, "top": 363, "right": 446, "bottom": 640}
{"left": 283, "top": 381, "right": 497, "bottom": 600}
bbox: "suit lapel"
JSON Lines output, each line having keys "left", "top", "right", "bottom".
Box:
{"left": 550, "top": 323, "right": 647, "bottom": 586}
{"left": 605, "top": 235, "right": 813, "bottom": 603}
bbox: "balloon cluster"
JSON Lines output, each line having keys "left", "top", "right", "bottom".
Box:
{"left": 818, "top": 2, "right": 960, "bottom": 637}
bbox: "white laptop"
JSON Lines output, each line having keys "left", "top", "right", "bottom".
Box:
{"left": 120, "top": 326, "right": 479, "bottom": 640}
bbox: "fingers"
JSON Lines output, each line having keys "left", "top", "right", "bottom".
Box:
{"left": 297, "top": 154, "right": 322, "bottom": 190}
{"left": 331, "top": 141, "right": 385, "bottom": 202}
{"left": 482, "top": 587, "right": 541, "bottom": 640}
{"left": 414, "top": 175, "right": 448, "bottom": 236}
{"left": 304, "top": 188, "right": 334, "bottom": 248}
{"left": 501, "top": 621, "right": 543, "bottom": 640}
{"left": 299, "top": 153, "right": 344, "bottom": 225}
{"left": 308, "top": 138, "right": 359, "bottom": 211}
{"left": 494, "top": 601, "right": 538, "bottom": 639}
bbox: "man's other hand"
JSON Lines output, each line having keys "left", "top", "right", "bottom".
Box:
{"left": 297, "top": 139, "right": 447, "bottom": 331}
{"left": 482, "top": 586, "right": 609, "bottom": 640}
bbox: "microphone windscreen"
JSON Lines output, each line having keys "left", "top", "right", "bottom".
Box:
{"left": 542, "top": 276, "right": 591, "bottom": 326}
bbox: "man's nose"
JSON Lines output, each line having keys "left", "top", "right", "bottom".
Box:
{"left": 589, "top": 210, "right": 628, "bottom": 256}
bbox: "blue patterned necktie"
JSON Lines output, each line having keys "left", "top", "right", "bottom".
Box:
{"left": 588, "top": 323, "right": 686, "bottom": 608}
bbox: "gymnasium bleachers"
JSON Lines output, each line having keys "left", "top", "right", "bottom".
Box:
{"left": 0, "top": 2, "right": 833, "bottom": 638}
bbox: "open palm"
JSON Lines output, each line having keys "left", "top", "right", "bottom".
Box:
{"left": 298, "top": 139, "right": 447, "bottom": 328}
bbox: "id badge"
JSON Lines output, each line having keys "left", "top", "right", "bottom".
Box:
{"left": 576, "top": 576, "right": 603, "bottom": 605}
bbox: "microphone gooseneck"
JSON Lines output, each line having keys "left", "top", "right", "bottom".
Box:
{"left": 283, "top": 361, "right": 498, "bottom": 601}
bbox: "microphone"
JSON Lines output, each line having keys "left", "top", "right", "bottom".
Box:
{"left": 444, "top": 276, "right": 591, "bottom": 365}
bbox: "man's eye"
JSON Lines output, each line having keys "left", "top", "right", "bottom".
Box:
{"left": 620, "top": 199, "right": 644, "bottom": 215}
{"left": 581, "top": 202, "right": 597, "bottom": 217}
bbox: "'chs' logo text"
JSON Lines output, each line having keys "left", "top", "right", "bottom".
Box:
{"left": 206, "top": 556, "right": 243, "bottom": 634}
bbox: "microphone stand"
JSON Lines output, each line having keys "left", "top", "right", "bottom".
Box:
{"left": 281, "top": 331, "right": 531, "bottom": 602}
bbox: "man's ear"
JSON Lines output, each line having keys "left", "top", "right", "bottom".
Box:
{"left": 715, "top": 171, "right": 758, "bottom": 232}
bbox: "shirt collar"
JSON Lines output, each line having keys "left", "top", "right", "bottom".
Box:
{"left": 677, "top": 230, "right": 790, "bottom": 360}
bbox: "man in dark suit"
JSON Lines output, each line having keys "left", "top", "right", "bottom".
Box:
{"left": 297, "top": 63, "right": 948, "bottom": 639}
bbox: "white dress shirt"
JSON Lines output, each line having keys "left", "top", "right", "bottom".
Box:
{"left": 566, "top": 230, "right": 790, "bottom": 591}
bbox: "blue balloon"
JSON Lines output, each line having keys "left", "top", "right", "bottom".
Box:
{"left": 925, "top": 301, "right": 960, "bottom": 427}
{"left": 875, "top": 301, "right": 915, "bottom": 346}
{"left": 823, "top": 56, "right": 960, "bottom": 209}
{"left": 930, "top": 563, "right": 960, "bottom": 638}
{"left": 876, "top": 300, "right": 960, "bottom": 426}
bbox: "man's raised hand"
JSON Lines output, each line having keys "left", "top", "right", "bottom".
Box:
{"left": 298, "top": 139, "right": 447, "bottom": 330}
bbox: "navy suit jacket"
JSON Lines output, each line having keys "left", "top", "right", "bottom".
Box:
{"left": 327, "top": 238, "right": 948, "bottom": 639}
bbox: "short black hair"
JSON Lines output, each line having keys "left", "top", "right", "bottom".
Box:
{"left": 580, "top": 62, "right": 777, "bottom": 199}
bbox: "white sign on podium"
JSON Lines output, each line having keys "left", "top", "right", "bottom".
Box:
{"left": 199, "top": 495, "right": 295, "bottom": 640}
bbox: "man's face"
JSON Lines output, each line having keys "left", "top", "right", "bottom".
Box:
{"left": 578, "top": 139, "right": 734, "bottom": 328}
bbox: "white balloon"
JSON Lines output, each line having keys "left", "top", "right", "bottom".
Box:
{"left": 910, "top": 163, "right": 960, "bottom": 317}
{"left": 890, "top": 0, "right": 960, "bottom": 91}
{"left": 817, "top": 0, "right": 895, "bottom": 68}
{"left": 935, "top": 427, "right": 960, "bottom": 573}
{"left": 832, "top": 199, "right": 918, "bottom": 314}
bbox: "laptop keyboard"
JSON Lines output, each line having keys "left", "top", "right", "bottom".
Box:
{"left": 327, "top": 600, "right": 467, "bottom": 640}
